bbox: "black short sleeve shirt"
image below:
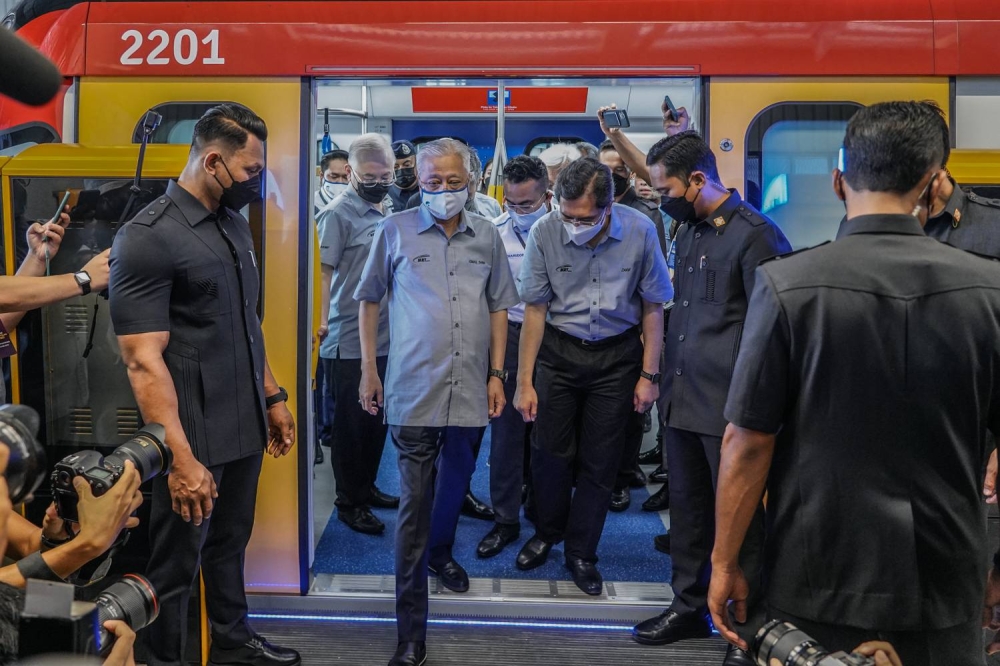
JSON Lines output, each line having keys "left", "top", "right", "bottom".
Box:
{"left": 925, "top": 183, "right": 1000, "bottom": 259}
{"left": 725, "top": 213, "right": 1000, "bottom": 630}
{"left": 109, "top": 180, "right": 267, "bottom": 466}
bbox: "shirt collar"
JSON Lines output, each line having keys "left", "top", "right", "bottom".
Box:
{"left": 416, "top": 204, "right": 476, "bottom": 237}
{"left": 166, "top": 180, "right": 216, "bottom": 226}
{"left": 836, "top": 214, "right": 927, "bottom": 239}
{"left": 696, "top": 189, "right": 742, "bottom": 229}
{"left": 928, "top": 179, "right": 967, "bottom": 228}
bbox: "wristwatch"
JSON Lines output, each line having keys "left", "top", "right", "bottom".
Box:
{"left": 266, "top": 387, "right": 288, "bottom": 408}
{"left": 73, "top": 270, "right": 92, "bottom": 295}
{"left": 640, "top": 370, "right": 662, "bottom": 383}
{"left": 488, "top": 368, "right": 508, "bottom": 383}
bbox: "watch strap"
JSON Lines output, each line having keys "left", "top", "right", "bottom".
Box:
{"left": 266, "top": 387, "right": 288, "bottom": 408}
{"left": 74, "top": 271, "right": 91, "bottom": 295}
{"left": 640, "top": 370, "right": 661, "bottom": 383}
{"left": 488, "top": 368, "right": 508, "bottom": 382}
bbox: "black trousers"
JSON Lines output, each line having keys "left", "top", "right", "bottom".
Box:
{"left": 530, "top": 326, "right": 642, "bottom": 562}
{"left": 391, "top": 425, "right": 484, "bottom": 642}
{"left": 315, "top": 356, "right": 334, "bottom": 447}
{"left": 489, "top": 320, "right": 532, "bottom": 526}
{"left": 144, "top": 453, "right": 262, "bottom": 666}
{"left": 665, "top": 426, "right": 764, "bottom": 643}
{"left": 772, "top": 609, "right": 984, "bottom": 666}
{"left": 326, "top": 355, "right": 388, "bottom": 509}
{"left": 614, "top": 411, "right": 644, "bottom": 491}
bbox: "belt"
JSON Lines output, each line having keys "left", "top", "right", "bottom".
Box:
{"left": 547, "top": 323, "right": 639, "bottom": 350}
{"left": 508, "top": 320, "right": 523, "bottom": 330}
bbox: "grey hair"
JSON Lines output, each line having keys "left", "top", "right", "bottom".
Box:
{"left": 348, "top": 133, "right": 394, "bottom": 169}
{"left": 416, "top": 138, "right": 472, "bottom": 177}
{"left": 538, "top": 143, "right": 583, "bottom": 169}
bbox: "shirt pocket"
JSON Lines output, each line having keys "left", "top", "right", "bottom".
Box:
{"left": 699, "top": 257, "right": 733, "bottom": 306}
{"left": 185, "top": 262, "right": 231, "bottom": 317}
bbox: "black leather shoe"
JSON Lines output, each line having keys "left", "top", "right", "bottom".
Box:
{"left": 648, "top": 464, "right": 669, "bottom": 484}
{"left": 632, "top": 609, "right": 712, "bottom": 645}
{"left": 477, "top": 523, "right": 520, "bottom": 558}
{"left": 638, "top": 442, "right": 662, "bottom": 465}
{"left": 516, "top": 536, "right": 552, "bottom": 570}
{"left": 208, "top": 634, "right": 301, "bottom": 666}
{"left": 370, "top": 485, "right": 400, "bottom": 509}
{"left": 388, "top": 641, "right": 426, "bottom": 666}
{"left": 654, "top": 533, "right": 670, "bottom": 554}
{"left": 566, "top": 558, "right": 603, "bottom": 596}
{"left": 461, "top": 491, "right": 495, "bottom": 521}
{"left": 313, "top": 441, "right": 324, "bottom": 465}
{"left": 609, "top": 487, "right": 630, "bottom": 512}
{"left": 428, "top": 559, "right": 469, "bottom": 593}
{"left": 723, "top": 644, "right": 755, "bottom": 666}
{"left": 630, "top": 466, "right": 647, "bottom": 488}
{"left": 642, "top": 484, "right": 669, "bottom": 512}
{"left": 338, "top": 506, "right": 385, "bottom": 535}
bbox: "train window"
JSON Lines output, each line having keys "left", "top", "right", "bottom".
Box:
{"left": 0, "top": 122, "right": 59, "bottom": 152}
{"left": 130, "top": 102, "right": 222, "bottom": 145}
{"left": 746, "top": 103, "right": 861, "bottom": 250}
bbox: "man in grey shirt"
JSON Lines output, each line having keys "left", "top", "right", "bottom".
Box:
{"left": 317, "top": 133, "right": 398, "bottom": 536}
{"left": 355, "top": 138, "right": 519, "bottom": 666}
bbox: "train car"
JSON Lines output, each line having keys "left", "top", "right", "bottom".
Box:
{"left": 3, "top": 1, "right": 1000, "bottom": 663}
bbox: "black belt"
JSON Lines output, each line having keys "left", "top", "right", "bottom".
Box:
{"left": 547, "top": 323, "right": 639, "bottom": 350}
{"left": 509, "top": 320, "right": 523, "bottom": 330}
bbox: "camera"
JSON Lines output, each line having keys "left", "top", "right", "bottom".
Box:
{"left": 95, "top": 573, "right": 159, "bottom": 655}
{"left": 754, "top": 620, "right": 876, "bottom": 666}
{"left": 0, "top": 404, "right": 47, "bottom": 504}
{"left": 51, "top": 423, "right": 171, "bottom": 522}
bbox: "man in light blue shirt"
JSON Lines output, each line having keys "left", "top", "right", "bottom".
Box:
{"left": 513, "top": 158, "right": 672, "bottom": 596}
{"left": 355, "top": 139, "right": 519, "bottom": 666}
{"left": 318, "top": 133, "right": 398, "bottom": 536}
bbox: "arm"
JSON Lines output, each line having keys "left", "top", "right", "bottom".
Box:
{"left": 634, "top": 299, "right": 663, "bottom": 413}
{"left": 487, "top": 309, "right": 508, "bottom": 418}
{"left": 262, "top": 349, "right": 295, "bottom": 458}
{"left": 357, "top": 300, "right": 383, "bottom": 415}
{"left": 741, "top": 225, "right": 792, "bottom": 299}
{"left": 319, "top": 265, "right": 333, "bottom": 340}
{"left": 597, "top": 103, "right": 692, "bottom": 184}
{"left": 513, "top": 303, "right": 546, "bottom": 422}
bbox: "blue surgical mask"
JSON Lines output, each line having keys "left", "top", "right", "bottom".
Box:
{"left": 421, "top": 188, "right": 468, "bottom": 220}
{"left": 509, "top": 205, "right": 548, "bottom": 232}
{"left": 561, "top": 208, "right": 608, "bottom": 246}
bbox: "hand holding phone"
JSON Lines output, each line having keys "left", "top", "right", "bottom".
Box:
{"left": 602, "top": 108, "right": 630, "bottom": 129}
{"left": 663, "top": 95, "right": 678, "bottom": 121}
{"left": 42, "top": 191, "right": 71, "bottom": 275}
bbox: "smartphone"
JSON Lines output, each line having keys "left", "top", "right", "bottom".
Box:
{"left": 51, "top": 191, "right": 71, "bottom": 224}
{"left": 663, "top": 95, "right": 678, "bottom": 120}
{"left": 603, "top": 109, "right": 630, "bottom": 129}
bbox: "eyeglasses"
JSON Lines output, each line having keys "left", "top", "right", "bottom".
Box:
{"left": 504, "top": 194, "right": 547, "bottom": 215}
{"left": 354, "top": 173, "right": 395, "bottom": 187}
{"left": 420, "top": 180, "right": 469, "bottom": 193}
{"left": 556, "top": 208, "right": 608, "bottom": 227}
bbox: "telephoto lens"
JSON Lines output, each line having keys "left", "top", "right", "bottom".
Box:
{"left": 104, "top": 423, "right": 171, "bottom": 483}
{"left": 0, "top": 404, "right": 47, "bottom": 503}
{"left": 95, "top": 573, "right": 159, "bottom": 655}
{"left": 753, "top": 620, "right": 876, "bottom": 666}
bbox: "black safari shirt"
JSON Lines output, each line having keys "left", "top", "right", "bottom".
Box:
{"left": 725, "top": 213, "right": 1000, "bottom": 630}
{"left": 109, "top": 180, "right": 267, "bottom": 466}
{"left": 925, "top": 182, "right": 1000, "bottom": 259}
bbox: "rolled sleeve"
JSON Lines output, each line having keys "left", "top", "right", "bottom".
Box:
{"left": 354, "top": 223, "right": 392, "bottom": 303}
{"left": 723, "top": 267, "right": 790, "bottom": 434}
{"left": 108, "top": 223, "right": 174, "bottom": 335}
{"left": 486, "top": 226, "right": 520, "bottom": 312}
{"left": 638, "top": 224, "right": 673, "bottom": 304}
{"left": 740, "top": 224, "right": 792, "bottom": 299}
{"left": 317, "top": 206, "right": 348, "bottom": 269}
{"left": 517, "top": 225, "right": 553, "bottom": 304}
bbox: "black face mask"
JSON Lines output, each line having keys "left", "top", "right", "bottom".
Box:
{"left": 660, "top": 184, "right": 700, "bottom": 224}
{"left": 394, "top": 167, "right": 417, "bottom": 190}
{"left": 215, "top": 159, "right": 262, "bottom": 211}
{"left": 612, "top": 173, "right": 631, "bottom": 198}
{"left": 356, "top": 180, "right": 391, "bottom": 204}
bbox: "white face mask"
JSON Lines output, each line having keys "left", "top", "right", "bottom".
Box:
{"left": 323, "top": 181, "right": 348, "bottom": 199}
{"left": 421, "top": 188, "right": 469, "bottom": 220}
{"left": 509, "top": 205, "right": 548, "bottom": 232}
{"left": 562, "top": 209, "right": 608, "bottom": 246}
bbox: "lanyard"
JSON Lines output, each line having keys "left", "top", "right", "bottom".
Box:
{"left": 511, "top": 225, "right": 526, "bottom": 249}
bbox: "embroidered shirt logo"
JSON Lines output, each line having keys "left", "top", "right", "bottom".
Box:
{"left": 621, "top": 267, "right": 632, "bottom": 273}
{"left": 468, "top": 259, "right": 487, "bottom": 265}
{"left": 413, "top": 254, "right": 431, "bottom": 264}
{"left": 556, "top": 265, "right": 572, "bottom": 273}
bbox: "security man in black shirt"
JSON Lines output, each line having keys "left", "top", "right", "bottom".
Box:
{"left": 710, "top": 101, "right": 1000, "bottom": 666}
{"left": 632, "top": 131, "right": 790, "bottom": 666}
{"left": 109, "top": 103, "right": 300, "bottom": 666}
{"left": 926, "top": 167, "right": 1000, "bottom": 259}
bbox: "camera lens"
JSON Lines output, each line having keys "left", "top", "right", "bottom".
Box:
{"left": 754, "top": 620, "right": 830, "bottom": 666}
{"left": 95, "top": 573, "right": 159, "bottom": 655}
{"left": 105, "top": 423, "right": 171, "bottom": 483}
{"left": 0, "top": 404, "right": 47, "bottom": 504}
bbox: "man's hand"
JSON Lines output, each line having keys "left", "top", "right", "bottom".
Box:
{"left": 317, "top": 323, "right": 329, "bottom": 342}
{"left": 167, "top": 455, "right": 217, "bottom": 526}
{"left": 102, "top": 620, "right": 138, "bottom": 666}
{"left": 853, "top": 641, "right": 903, "bottom": 666}
{"left": 75, "top": 461, "right": 143, "bottom": 553}
{"left": 985, "top": 448, "right": 997, "bottom": 504}
{"left": 42, "top": 502, "right": 71, "bottom": 541}
{"left": 513, "top": 383, "right": 538, "bottom": 423}
{"left": 26, "top": 211, "right": 69, "bottom": 264}
{"left": 663, "top": 105, "right": 691, "bottom": 136}
{"left": 708, "top": 564, "right": 750, "bottom": 650}
{"left": 358, "top": 366, "right": 383, "bottom": 416}
{"left": 984, "top": 566, "right": 1000, "bottom": 627}
{"left": 267, "top": 401, "right": 295, "bottom": 458}
{"left": 634, "top": 377, "right": 658, "bottom": 414}
{"left": 597, "top": 104, "right": 622, "bottom": 136}
{"left": 82, "top": 249, "right": 112, "bottom": 292}
{"left": 488, "top": 376, "right": 506, "bottom": 419}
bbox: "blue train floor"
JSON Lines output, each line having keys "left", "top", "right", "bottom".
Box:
{"left": 312, "top": 427, "right": 671, "bottom": 583}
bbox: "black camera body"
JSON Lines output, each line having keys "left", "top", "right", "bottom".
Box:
{"left": 52, "top": 423, "right": 171, "bottom": 522}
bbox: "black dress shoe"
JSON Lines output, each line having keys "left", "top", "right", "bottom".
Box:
{"left": 638, "top": 442, "right": 662, "bottom": 465}
{"left": 723, "top": 644, "right": 755, "bottom": 666}
{"left": 642, "top": 484, "right": 669, "bottom": 512}
{"left": 566, "top": 558, "right": 603, "bottom": 596}
{"left": 208, "top": 634, "right": 301, "bottom": 666}
{"left": 632, "top": 609, "right": 712, "bottom": 645}
{"left": 516, "top": 536, "right": 552, "bottom": 570}
{"left": 338, "top": 506, "right": 385, "bottom": 535}
{"left": 630, "top": 466, "right": 647, "bottom": 488}
{"left": 313, "top": 442, "right": 324, "bottom": 465}
{"left": 609, "top": 487, "right": 631, "bottom": 512}
{"left": 370, "top": 485, "right": 400, "bottom": 509}
{"left": 428, "top": 559, "right": 469, "bottom": 593}
{"left": 388, "top": 641, "right": 426, "bottom": 666}
{"left": 461, "top": 491, "right": 495, "bottom": 520}
{"left": 654, "top": 533, "right": 670, "bottom": 554}
{"left": 648, "top": 464, "right": 669, "bottom": 484}
{"left": 477, "top": 523, "right": 520, "bottom": 558}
